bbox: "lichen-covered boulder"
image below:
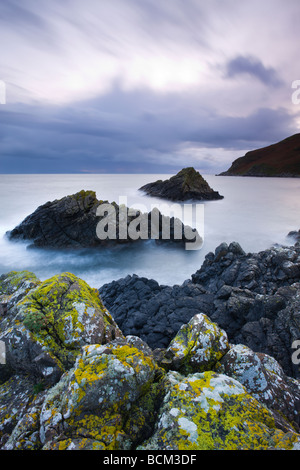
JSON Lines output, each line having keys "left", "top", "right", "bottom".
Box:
{"left": 0, "top": 271, "right": 41, "bottom": 383}
{"left": 163, "top": 313, "right": 229, "bottom": 373}
{"left": 1, "top": 385, "right": 46, "bottom": 450}
{"left": 138, "top": 371, "right": 300, "bottom": 450}
{"left": 0, "top": 374, "right": 41, "bottom": 449}
{"left": 1, "top": 272, "right": 123, "bottom": 384}
{"left": 40, "top": 338, "right": 157, "bottom": 450}
{"left": 0, "top": 271, "right": 41, "bottom": 329}
{"left": 217, "top": 344, "right": 300, "bottom": 432}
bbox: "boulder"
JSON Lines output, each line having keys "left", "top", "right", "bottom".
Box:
{"left": 100, "top": 242, "right": 300, "bottom": 378}
{"left": 6, "top": 190, "right": 200, "bottom": 249}
{"left": 138, "top": 370, "right": 300, "bottom": 450}
{"left": 1, "top": 272, "right": 123, "bottom": 385}
{"left": 217, "top": 344, "right": 300, "bottom": 432}
{"left": 163, "top": 313, "right": 229, "bottom": 373}
{"left": 99, "top": 274, "right": 213, "bottom": 350}
{"left": 40, "top": 338, "right": 158, "bottom": 450}
{"left": 288, "top": 230, "right": 300, "bottom": 243}
{"left": 0, "top": 272, "right": 300, "bottom": 450}
{"left": 139, "top": 167, "right": 224, "bottom": 201}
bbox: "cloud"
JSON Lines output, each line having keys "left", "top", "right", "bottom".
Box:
{"left": 225, "top": 55, "right": 284, "bottom": 88}
{"left": 0, "top": 0, "right": 300, "bottom": 174}
{"left": 0, "top": 86, "right": 297, "bottom": 174}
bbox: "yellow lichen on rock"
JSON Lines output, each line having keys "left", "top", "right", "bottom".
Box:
{"left": 139, "top": 370, "right": 300, "bottom": 450}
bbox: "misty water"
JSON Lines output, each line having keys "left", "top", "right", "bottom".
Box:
{"left": 0, "top": 174, "right": 299, "bottom": 289}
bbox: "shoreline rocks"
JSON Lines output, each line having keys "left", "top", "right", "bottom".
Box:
{"left": 100, "top": 241, "right": 300, "bottom": 380}
{"left": 0, "top": 238, "right": 300, "bottom": 450}
{"left": 139, "top": 167, "right": 224, "bottom": 201}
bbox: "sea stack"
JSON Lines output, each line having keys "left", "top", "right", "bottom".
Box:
{"left": 6, "top": 190, "right": 200, "bottom": 249}
{"left": 139, "top": 167, "right": 224, "bottom": 201}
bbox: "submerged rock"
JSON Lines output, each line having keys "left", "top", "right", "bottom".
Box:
{"left": 139, "top": 167, "right": 224, "bottom": 201}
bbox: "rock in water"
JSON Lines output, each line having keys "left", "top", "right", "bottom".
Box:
{"left": 139, "top": 167, "right": 224, "bottom": 201}
{"left": 6, "top": 189, "right": 200, "bottom": 249}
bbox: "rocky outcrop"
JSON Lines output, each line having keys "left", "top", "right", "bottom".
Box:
{"left": 100, "top": 241, "right": 300, "bottom": 379}
{"left": 139, "top": 167, "right": 224, "bottom": 201}
{"left": 0, "top": 271, "right": 122, "bottom": 386}
{"left": 218, "top": 133, "right": 300, "bottom": 177}
{"left": 288, "top": 229, "right": 300, "bottom": 243}
{"left": 1, "top": 269, "right": 299, "bottom": 450}
{"left": 6, "top": 190, "right": 199, "bottom": 249}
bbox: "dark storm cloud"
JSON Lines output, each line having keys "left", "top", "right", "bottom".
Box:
{"left": 0, "top": 87, "right": 297, "bottom": 174}
{"left": 226, "top": 56, "right": 284, "bottom": 88}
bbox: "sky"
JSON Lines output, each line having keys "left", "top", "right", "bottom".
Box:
{"left": 1, "top": 0, "right": 300, "bottom": 174}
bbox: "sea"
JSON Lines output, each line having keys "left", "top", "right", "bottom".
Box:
{"left": 0, "top": 173, "right": 299, "bottom": 289}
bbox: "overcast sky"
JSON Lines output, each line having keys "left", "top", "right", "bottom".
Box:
{"left": 1, "top": 0, "right": 300, "bottom": 174}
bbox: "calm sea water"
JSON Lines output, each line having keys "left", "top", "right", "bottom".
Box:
{"left": 0, "top": 174, "right": 299, "bottom": 288}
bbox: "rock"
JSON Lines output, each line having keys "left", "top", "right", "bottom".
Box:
{"left": 6, "top": 190, "right": 200, "bottom": 249}
{"left": 138, "top": 371, "right": 300, "bottom": 450}
{"left": 139, "top": 167, "right": 224, "bottom": 201}
{"left": 40, "top": 338, "right": 158, "bottom": 450}
{"left": 288, "top": 230, "right": 300, "bottom": 243}
{"left": 0, "top": 375, "right": 39, "bottom": 449}
{"left": 0, "top": 271, "right": 300, "bottom": 450}
{"left": 100, "top": 242, "right": 300, "bottom": 379}
{"left": 217, "top": 344, "right": 300, "bottom": 432}
{"left": 1, "top": 272, "right": 123, "bottom": 385}
{"left": 164, "top": 313, "right": 229, "bottom": 373}
{"left": 99, "top": 274, "right": 214, "bottom": 349}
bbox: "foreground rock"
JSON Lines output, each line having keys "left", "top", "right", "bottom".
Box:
{"left": 1, "top": 270, "right": 299, "bottom": 450}
{"left": 6, "top": 190, "right": 199, "bottom": 249}
{"left": 1, "top": 271, "right": 122, "bottom": 385}
{"left": 139, "top": 371, "right": 299, "bottom": 450}
{"left": 139, "top": 167, "right": 224, "bottom": 201}
{"left": 100, "top": 241, "right": 300, "bottom": 379}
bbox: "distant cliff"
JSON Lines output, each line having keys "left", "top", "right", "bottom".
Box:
{"left": 218, "top": 134, "right": 300, "bottom": 177}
